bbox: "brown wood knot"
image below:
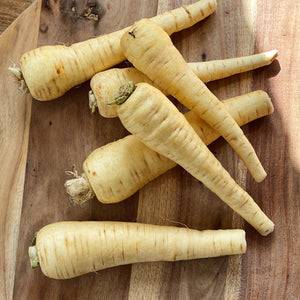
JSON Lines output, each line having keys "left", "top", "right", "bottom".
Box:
{"left": 39, "top": 23, "right": 49, "bottom": 34}
{"left": 83, "top": 2, "right": 104, "bottom": 22}
{"left": 59, "top": 1, "right": 104, "bottom": 22}
{"left": 44, "top": 0, "right": 53, "bottom": 12}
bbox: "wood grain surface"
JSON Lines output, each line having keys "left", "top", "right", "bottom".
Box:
{"left": 0, "top": 0, "right": 299, "bottom": 299}
{"left": 0, "top": 1, "right": 41, "bottom": 299}
{"left": 0, "top": 0, "right": 34, "bottom": 34}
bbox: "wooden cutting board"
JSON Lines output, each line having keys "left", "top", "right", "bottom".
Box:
{"left": 0, "top": 0, "right": 299, "bottom": 299}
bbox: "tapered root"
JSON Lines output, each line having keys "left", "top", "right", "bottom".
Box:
{"left": 8, "top": 65, "right": 29, "bottom": 94}
{"left": 65, "top": 169, "right": 95, "bottom": 205}
{"left": 266, "top": 49, "right": 278, "bottom": 62}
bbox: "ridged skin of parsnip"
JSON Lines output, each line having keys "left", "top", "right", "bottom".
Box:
{"left": 116, "top": 83, "right": 274, "bottom": 235}
{"left": 19, "top": 0, "right": 217, "bottom": 101}
{"left": 121, "top": 19, "right": 267, "bottom": 183}
{"left": 83, "top": 135, "right": 175, "bottom": 203}
{"left": 91, "top": 50, "right": 277, "bottom": 118}
{"left": 36, "top": 221, "right": 246, "bottom": 279}
{"left": 84, "top": 91, "right": 273, "bottom": 205}
{"left": 90, "top": 68, "right": 164, "bottom": 118}
{"left": 188, "top": 49, "right": 278, "bottom": 83}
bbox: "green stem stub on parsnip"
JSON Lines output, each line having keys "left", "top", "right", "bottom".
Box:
{"left": 108, "top": 81, "right": 136, "bottom": 105}
{"left": 29, "top": 246, "right": 39, "bottom": 268}
{"left": 28, "top": 232, "right": 39, "bottom": 268}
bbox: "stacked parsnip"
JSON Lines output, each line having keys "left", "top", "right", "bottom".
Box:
{"left": 66, "top": 91, "right": 274, "bottom": 206}
{"left": 89, "top": 50, "right": 277, "bottom": 117}
{"left": 66, "top": 49, "right": 277, "bottom": 206}
{"left": 10, "top": 0, "right": 277, "bottom": 280}
{"left": 66, "top": 19, "right": 275, "bottom": 236}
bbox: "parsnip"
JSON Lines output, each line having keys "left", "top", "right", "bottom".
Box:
{"left": 121, "top": 19, "right": 266, "bottom": 183}
{"left": 90, "top": 50, "right": 278, "bottom": 118}
{"left": 29, "top": 221, "right": 246, "bottom": 279}
{"left": 66, "top": 90, "right": 274, "bottom": 206}
{"left": 112, "top": 82, "right": 274, "bottom": 235}
{"left": 189, "top": 49, "right": 278, "bottom": 83}
{"left": 10, "top": 0, "right": 217, "bottom": 101}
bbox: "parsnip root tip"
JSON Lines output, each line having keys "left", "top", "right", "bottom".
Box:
{"left": 261, "top": 221, "right": 275, "bottom": 236}
{"left": 256, "top": 90, "right": 274, "bottom": 115}
{"left": 8, "top": 65, "right": 29, "bottom": 94}
{"left": 65, "top": 169, "right": 95, "bottom": 205}
{"left": 89, "top": 90, "right": 98, "bottom": 114}
{"left": 255, "top": 169, "right": 267, "bottom": 183}
{"left": 108, "top": 81, "right": 136, "bottom": 105}
{"left": 268, "top": 49, "right": 279, "bottom": 62}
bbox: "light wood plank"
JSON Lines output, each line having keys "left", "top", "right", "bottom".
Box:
{"left": 0, "top": 0, "right": 34, "bottom": 34}
{"left": 0, "top": 1, "right": 41, "bottom": 299}
{"left": 241, "top": 0, "right": 300, "bottom": 299}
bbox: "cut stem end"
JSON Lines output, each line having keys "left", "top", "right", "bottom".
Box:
{"left": 8, "top": 65, "right": 29, "bottom": 94}
{"left": 107, "top": 81, "right": 136, "bottom": 105}
{"left": 65, "top": 170, "right": 95, "bottom": 205}
{"left": 28, "top": 246, "right": 39, "bottom": 268}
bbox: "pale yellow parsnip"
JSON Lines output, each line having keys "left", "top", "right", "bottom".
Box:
{"left": 189, "top": 49, "right": 278, "bottom": 83}
{"left": 16, "top": 0, "right": 217, "bottom": 100}
{"left": 32, "top": 221, "right": 246, "bottom": 279}
{"left": 90, "top": 67, "right": 162, "bottom": 118}
{"left": 120, "top": 19, "right": 266, "bottom": 183}
{"left": 90, "top": 50, "right": 278, "bottom": 118}
{"left": 65, "top": 90, "right": 274, "bottom": 206}
{"left": 115, "top": 83, "right": 274, "bottom": 235}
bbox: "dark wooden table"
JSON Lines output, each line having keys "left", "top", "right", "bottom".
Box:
{"left": 0, "top": 0, "right": 299, "bottom": 299}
